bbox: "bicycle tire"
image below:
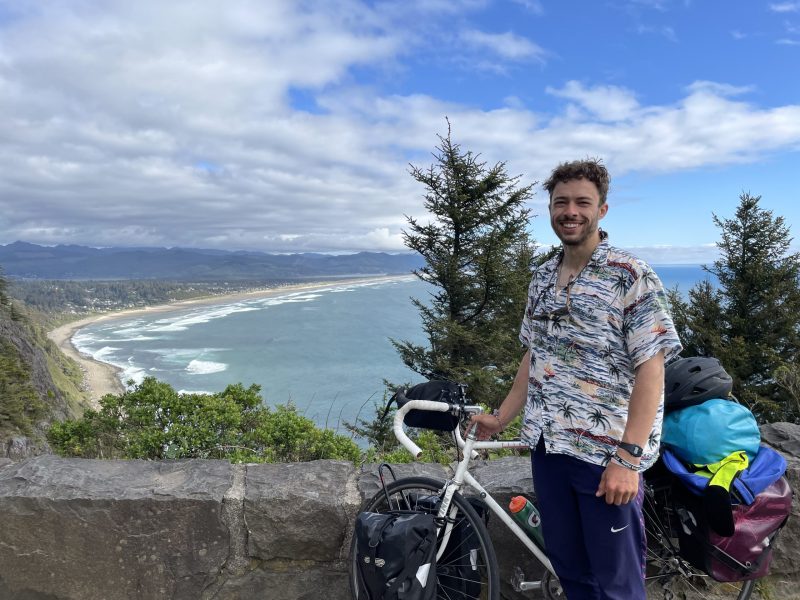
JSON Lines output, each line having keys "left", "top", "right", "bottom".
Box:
{"left": 645, "top": 567, "right": 755, "bottom": 600}
{"left": 349, "top": 476, "right": 500, "bottom": 600}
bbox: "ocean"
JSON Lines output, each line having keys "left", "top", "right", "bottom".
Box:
{"left": 72, "top": 265, "right": 711, "bottom": 429}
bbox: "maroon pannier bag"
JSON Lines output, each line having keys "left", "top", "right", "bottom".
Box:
{"left": 676, "top": 476, "right": 793, "bottom": 582}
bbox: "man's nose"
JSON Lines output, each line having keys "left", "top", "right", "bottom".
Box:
{"left": 563, "top": 200, "right": 579, "bottom": 216}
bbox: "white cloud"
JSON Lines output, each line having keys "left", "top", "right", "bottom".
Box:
{"left": 661, "top": 26, "right": 679, "bottom": 42}
{"left": 685, "top": 81, "right": 755, "bottom": 96}
{"left": 459, "top": 29, "right": 548, "bottom": 63}
{"left": 538, "top": 83, "right": 800, "bottom": 176}
{"left": 1, "top": 1, "right": 800, "bottom": 255}
{"left": 777, "top": 38, "right": 800, "bottom": 44}
{"left": 546, "top": 81, "right": 641, "bottom": 121}
{"left": 635, "top": 24, "right": 679, "bottom": 42}
{"left": 509, "top": 0, "right": 545, "bottom": 15}
{"left": 503, "top": 95, "right": 527, "bottom": 109}
{"left": 625, "top": 0, "right": 670, "bottom": 10}
{"left": 769, "top": 2, "right": 800, "bottom": 12}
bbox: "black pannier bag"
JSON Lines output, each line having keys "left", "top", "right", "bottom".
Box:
{"left": 354, "top": 511, "right": 438, "bottom": 600}
{"left": 382, "top": 380, "right": 463, "bottom": 432}
{"left": 410, "top": 494, "right": 488, "bottom": 600}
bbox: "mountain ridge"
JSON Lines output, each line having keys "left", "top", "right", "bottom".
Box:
{"left": 0, "top": 242, "right": 424, "bottom": 281}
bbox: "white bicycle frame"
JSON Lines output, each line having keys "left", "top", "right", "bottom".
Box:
{"left": 393, "top": 399, "right": 556, "bottom": 579}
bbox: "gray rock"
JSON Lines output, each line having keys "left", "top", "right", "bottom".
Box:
{"left": 0, "top": 456, "right": 233, "bottom": 600}
{"left": 761, "top": 422, "right": 800, "bottom": 456}
{"left": 0, "top": 423, "right": 798, "bottom": 600}
{"left": 0, "top": 575, "right": 65, "bottom": 599}
{"left": 760, "top": 423, "right": 800, "bottom": 578}
{"left": 6, "top": 437, "right": 30, "bottom": 461}
{"left": 245, "top": 460, "right": 357, "bottom": 562}
{"left": 210, "top": 563, "right": 350, "bottom": 600}
{"left": 470, "top": 455, "right": 534, "bottom": 497}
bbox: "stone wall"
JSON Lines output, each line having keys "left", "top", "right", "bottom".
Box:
{"left": 0, "top": 424, "right": 798, "bottom": 600}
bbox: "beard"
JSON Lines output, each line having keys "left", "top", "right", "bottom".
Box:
{"left": 551, "top": 214, "right": 601, "bottom": 246}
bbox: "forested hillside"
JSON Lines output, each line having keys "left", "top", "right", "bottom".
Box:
{"left": 0, "top": 269, "right": 88, "bottom": 458}
{"left": 9, "top": 279, "right": 279, "bottom": 315}
{"left": 0, "top": 242, "right": 423, "bottom": 280}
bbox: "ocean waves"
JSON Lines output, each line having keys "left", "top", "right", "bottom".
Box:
{"left": 186, "top": 359, "right": 228, "bottom": 375}
{"left": 71, "top": 276, "right": 426, "bottom": 429}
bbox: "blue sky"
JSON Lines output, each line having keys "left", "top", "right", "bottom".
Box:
{"left": 0, "top": 0, "right": 798, "bottom": 263}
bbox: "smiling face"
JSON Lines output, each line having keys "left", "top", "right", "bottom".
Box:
{"left": 549, "top": 178, "right": 608, "bottom": 248}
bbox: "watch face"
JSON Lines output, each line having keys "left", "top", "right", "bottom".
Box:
{"left": 619, "top": 442, "right": 643, "bottom": 457}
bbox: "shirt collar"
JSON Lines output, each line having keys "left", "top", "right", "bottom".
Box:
{"left": 588, "top": 229, "right": 610, "bottom": 266}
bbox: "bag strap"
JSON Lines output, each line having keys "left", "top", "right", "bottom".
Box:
{"left": 383, "top": 533, "right": 434, "bottom": 596}
{"left": 366, "top": 515, "right": 397, "bottom": 587}
{"left": 377, "top": 463, "right": 397, "bottom": 508}
{"left": 379, "top": 388, "right": 404, "bottom": 423}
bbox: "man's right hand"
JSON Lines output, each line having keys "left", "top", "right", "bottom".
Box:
{"left": 468, "top": 350, "right": 529, "bottom": 441}
{"left": 468, "top": 414, "right": 504, "bottom": 440}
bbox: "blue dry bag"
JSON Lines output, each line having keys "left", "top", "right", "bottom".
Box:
{"left": 662, "top": 399, "right": 761, "bottom": 466}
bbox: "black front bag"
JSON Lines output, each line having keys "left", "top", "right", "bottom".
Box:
{"left": 384, "top": 380, "right": 463, "bottom": 432}
{"left": 354, "top": 511, "right": 438, "bottom": 600}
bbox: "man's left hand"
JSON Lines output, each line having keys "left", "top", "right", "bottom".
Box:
{"left": 596, "top": 461, "right": 639, "bottom": 505}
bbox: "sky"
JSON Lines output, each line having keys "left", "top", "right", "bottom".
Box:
{"left": 1, "top": 0, "right": 799, "bottom": 264}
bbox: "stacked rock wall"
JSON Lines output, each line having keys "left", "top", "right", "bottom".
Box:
{"left": 0, "top": 424, "right": 797, "bottom": 599}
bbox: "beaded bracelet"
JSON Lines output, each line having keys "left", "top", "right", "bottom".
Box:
{"left": 491, "top": 410, "right": 504, "bottom": 432}
{"left": 611, "top": 453, "right": 644, "bottom": 472}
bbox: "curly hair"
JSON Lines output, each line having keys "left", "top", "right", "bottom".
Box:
{"left": 543, "top": 159, "right": 609, "bottom": 205}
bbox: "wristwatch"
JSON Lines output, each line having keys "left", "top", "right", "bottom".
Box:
{"left": 617, "top": 441, "right": 644, "bottom": 458}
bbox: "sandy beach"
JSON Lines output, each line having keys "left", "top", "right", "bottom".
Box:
{"left": 46, "top": 275, "right": 412, "bottom": 407}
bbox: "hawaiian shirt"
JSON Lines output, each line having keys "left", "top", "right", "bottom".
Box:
{"left": 519, "top": 233, "right": 682, "bottom": 470}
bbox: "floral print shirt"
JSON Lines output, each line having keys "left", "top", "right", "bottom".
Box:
{"left": 519, "top": 234, "right": 682, "bottom": 469}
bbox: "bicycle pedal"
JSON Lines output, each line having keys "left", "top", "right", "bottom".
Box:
{"left": 511, "top": 566, "right": 542, "bottom": 592}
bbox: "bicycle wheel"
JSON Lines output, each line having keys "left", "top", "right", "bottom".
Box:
{"left": 645, "top": 552, "right": 755, "bottom": 600}
{"left": 349, "top": 476, "right": 500, "bottom": 600}
{"left": 643, "top": 483, "right": 757, "bottom": 600}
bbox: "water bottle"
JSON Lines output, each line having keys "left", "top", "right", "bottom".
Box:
{"left": 509, "top": 496, "right": 546, "bottom": 550}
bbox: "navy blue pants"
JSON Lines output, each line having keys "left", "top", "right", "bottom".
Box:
{"left": 532, "top": 438, "right": 646, "bottom": 600}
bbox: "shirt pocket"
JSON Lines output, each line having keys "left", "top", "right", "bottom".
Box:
{"left": 568, "top": 286, "right": 619, "bottom": 338}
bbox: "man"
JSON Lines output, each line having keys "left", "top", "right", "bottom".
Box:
{"left": 472, "top": 159, "right": 682, "bottom": 599}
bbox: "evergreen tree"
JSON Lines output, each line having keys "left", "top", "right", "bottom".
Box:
{"left": 667, "top": 280, "right": 727, "bottom": 359}
{"left": 672, "top": 193, "right": 800, "bottom": 421}
{"left": 392, "top": 125, "right": 536, "bottom": 408}
{"left": 774, "top": 363, "right": 800, "bottom": 418}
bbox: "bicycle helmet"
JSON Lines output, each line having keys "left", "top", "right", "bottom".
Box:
{"left": 664, "top": 357, "right": 733, "bottom": 413}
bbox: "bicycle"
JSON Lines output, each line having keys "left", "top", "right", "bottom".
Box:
{"left": 349, "top": 387, "right": 759, "bottom": 600}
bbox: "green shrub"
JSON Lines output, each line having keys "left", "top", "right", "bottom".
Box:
{"left": 0, "top": 340, "right": 47, "bottom": 435}
{"left": 48, "top": 377, "right": 361, "bottom": 463}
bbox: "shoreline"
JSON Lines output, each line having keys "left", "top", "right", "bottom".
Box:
{"left": 46, "top": 274, "right": 414, "bottom": 407}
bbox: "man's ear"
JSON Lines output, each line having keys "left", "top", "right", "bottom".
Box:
{"left": 599, "top": 202, "right": 609, "bottom": 220}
